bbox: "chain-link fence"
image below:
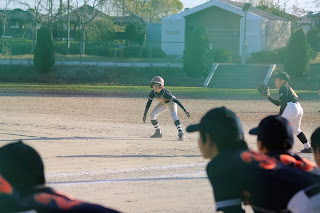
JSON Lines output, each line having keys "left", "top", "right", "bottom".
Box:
{"left": 0, "top": 38, "right": 184, "bottom": 65}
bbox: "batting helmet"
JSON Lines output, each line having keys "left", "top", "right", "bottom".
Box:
{"left": 150, "top": 76, "right": 164, "bottom": 88}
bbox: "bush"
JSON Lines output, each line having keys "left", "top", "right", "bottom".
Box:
{"left": 34, "top": 27, "right": 55, "bottom": 73}
{"left": 214, "top": 48, "right": 232, "bottom": 63}
{"left": 125, "top": 22, "right": 146, "bottom": 43}
{"left": 250, "top": 47, "right": 286, "bottom": 64}
{"left": 86, "top": 19, "right": 115, "bottom": 41}
{"left": 0, "top": 39, "right": 32, "bottom": 55}
{"left": 54, "top": 41, "right": 81, "bottom": 55}
{"left": 306, "top": 28, "right": 320, "bottom": 53}
{"left": 284, "top": 29, "right": 310, "bottom": 76}
{"left": 183, "top": 27, "right": 213, "bottom": 78}
{"left": 85, "top": 41, "right": 113, "bottom": 57}
{"left": 142, "top": 47, "right": 166, "bottom": 58}
{"left": 123, "top": 45, "right": 143, "bottom": 57}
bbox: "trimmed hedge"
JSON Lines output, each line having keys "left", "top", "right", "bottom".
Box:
{"left": 0, "top": 38, "right": 33, "bottom": 55}
{"left": 250, "top": 47, "right": 286, "bottom": 64}
{"left": 214, "top": 48, "right": 232, "bottom": 63}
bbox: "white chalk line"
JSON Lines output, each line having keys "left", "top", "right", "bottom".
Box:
{"left": 48, "top": 171, "right": 207, "bottom": 186}
{"left": 46, "top": 162, "right": 207, "bottom": 178}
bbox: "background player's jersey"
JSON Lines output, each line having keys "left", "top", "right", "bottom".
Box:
{"left": 207, "top": 149, "right": 320, "bottom": 213}
{"left": 148, "top": 88, "right": 176, "bottom": 103}
{"left": 0, "top": 175, "right": 23, "bottom": 212}
{"left": 18, "top": 186, "right": 121, "bottom": 213}
{"left": 266, "top": 151, "right": 320, "bottom": 177}
{"left": 268, "top": 83, "right": 299, "bottom": 114}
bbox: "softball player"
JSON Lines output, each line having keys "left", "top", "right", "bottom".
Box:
{"left": 266, "top": 72, "right": 312, "bottom": 153}
{"left": 143, "top": 76, "right": 190, "bottom": 141}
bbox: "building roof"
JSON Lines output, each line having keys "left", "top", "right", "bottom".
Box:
{"left": 164, "top": 0, "right": 289, "bottom": 22}
{"left": 0, "top": 8, "right": 34, "bottom": 20}
{"left": 111, "top": 14, "right": 145, "bottom": 25}
{"left": 298, "top": 15, "right": 312, "bottom": 24}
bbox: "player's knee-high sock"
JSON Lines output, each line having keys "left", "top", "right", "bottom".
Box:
{"left": 297, "top": 132, "right": 311, "bottom": 148}
{"left": 174, "top": 120, "right": 183, "bottom": 133}
{"left": 151, "top": 120, "right": 161, "bottom": 133}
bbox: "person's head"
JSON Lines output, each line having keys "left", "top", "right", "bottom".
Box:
{"left": 0, "top": 141, "right": 45, "bottom": 191}
{"left": 249, "top": 115, "right": 294, "bottom": 154}
{"left": 150, "top": 76, "right": 164, "bottom": 92}
{"left": 186, "top": 107, "right": 247, "bottom": 159}
{"left": 311, "top": 127, "right": 320, "bottom": 167}
{"left": 274, "top": 72, "right": 290, "bottom": 89}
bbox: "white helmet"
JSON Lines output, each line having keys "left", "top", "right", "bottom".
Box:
{"left": 150, "top": 76, "right": 164, "bottom": 87}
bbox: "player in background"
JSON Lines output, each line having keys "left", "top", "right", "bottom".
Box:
{"left": 249, "top": 115, "right": 320, "bottom": 176}
{"left": 186, "top": 107, "right": 320, "bottom": 213}
{"left": 143, "top": 76, "right": 190, "bottom": 141}
{"left": 311, "top": 127, "right": 320, "bottom": 167}
{"left": 266, "top": 72, "right": 312, "bottom": 153}
{"left": 0, "top": 141, "right": 121, "bottom": 213}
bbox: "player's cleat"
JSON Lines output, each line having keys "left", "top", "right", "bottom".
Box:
{"left": 300, "top": 147, "right": 313, "bottom": 153}
{"left": 178, "top": 132, "right": 184, "bottom": 141}
{"left": 150, "top": 130, "right": 162, "bottom": 138}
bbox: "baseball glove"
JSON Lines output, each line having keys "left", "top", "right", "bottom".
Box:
{"left": 256, "top": 82, "right": 269, "bottom": 97}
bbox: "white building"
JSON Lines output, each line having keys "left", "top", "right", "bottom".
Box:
{"left": 161, "top": 0, "right": 291, "bottom": 56}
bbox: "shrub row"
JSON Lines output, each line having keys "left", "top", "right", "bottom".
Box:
{"left": 0, "top": 39, "right": 166, "bottom": 58}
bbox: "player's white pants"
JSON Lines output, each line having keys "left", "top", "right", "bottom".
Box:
{"left": 150, "top": 102, "right": 179, "bottom": 122}
{"left": 281, "top": 102, "right": 303, "bottom": 135}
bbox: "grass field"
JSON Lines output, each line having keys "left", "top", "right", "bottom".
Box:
{"left": 0, "top": 83, "right": 319, "bottom": 100}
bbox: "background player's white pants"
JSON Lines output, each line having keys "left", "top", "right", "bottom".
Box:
{"left": 150, "top": 102, "right": 178, "bottom": 122}
{"left": 281, "top": 102, "right": 303, "bottom": 135}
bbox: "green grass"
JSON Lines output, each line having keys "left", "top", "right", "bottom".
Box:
{"left": 0, "top": 83, "right": 318, "bottom": 100}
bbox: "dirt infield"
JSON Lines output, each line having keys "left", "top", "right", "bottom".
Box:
{"left": 1, "top": 94, "right": 319, "bottom": 213}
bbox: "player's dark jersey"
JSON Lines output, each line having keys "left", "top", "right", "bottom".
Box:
{"left": 268, "top": 83, "right": 299, "bottom": 114}
{"left": 148, "top": 88, "right": 176, "bottom": 103}
{"left": 207, "top": 148, "right": 320, "bottom": 213}
{"left": 0, "top": 175, "right": 23, "bottom": 212}
{"left": 144, "top": 88, "right": 186, "bottom": 115}
{"left": 17, "top": 186, "right": 121, "bottom": 213}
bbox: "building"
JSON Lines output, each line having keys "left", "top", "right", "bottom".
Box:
{"left": 298, "top": 13, "right": 312, "bottom": 33}
{"left": 161, "top": 0, "right": 291, "bottom": 57}
{"left": 0, "top": 8, "right": 44, "bottom": 38}
{"left": 311, "top": 12, "right": 320, "bottom": 29}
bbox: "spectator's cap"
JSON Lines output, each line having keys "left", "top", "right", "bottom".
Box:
{"left": 186, "top": 107, "right": 244, "bottom": 144}
{"left": 249, "top": 115, "right": 294, "bottom": 149}
{"left": 0, "top": 141, "right": 45, "bottom": 190}
{"left": 275, "top": 72, "right": 290, "bottom": 82}
{"left": 311, "top": 127, "right": 320, "bottom": 149}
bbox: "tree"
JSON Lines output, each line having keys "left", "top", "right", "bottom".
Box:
{"left": 125, "top": 22, "right": 145, "bottom": 43}
{"left": 183, "top": 27, "right": 212, "bottom": 78}
{"left": 107, "top": 0, "right": 183, "bottom": 22}
{"left": 72, "top": 0, "right": 108, "bottom": 54}
{"left": 306, "top": 28, "right": 320, "bottom": 54}
{"left": 86, "top": 19, "right": 115, "bottom": 40}
{"left": 1, "top": 0, "right": 11, "bottom": 55}
{"left": 34, "top": 27, "right": 55, "bottom": 73}
{"left": 284, "top": 29, "right": 311, "bottom": 76}
{"left": 20, "top": 0, "right": 43, "bottom": 52}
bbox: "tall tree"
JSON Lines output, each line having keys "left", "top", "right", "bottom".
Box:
{"left": 72, "top": 0, "right": 108, "bottom": 54}
{"left": 20, "top": 0, "right": 43, "bottom": 52}
{"left": 1, "top": 0, "right": 11, "bottom": 55}
{"left": 284, "top": 28, "right": 311, "bottom": 76}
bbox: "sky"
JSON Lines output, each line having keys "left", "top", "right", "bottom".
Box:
{"left": 0, "top": 0, "right": 319, "bottom": 16}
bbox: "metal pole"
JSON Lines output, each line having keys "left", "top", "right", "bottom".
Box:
{"left": 242, "top": 10, "right": 247, "bottom": 64}
{"left": 67, "top": 0, "right": 70, "bottom": 55}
